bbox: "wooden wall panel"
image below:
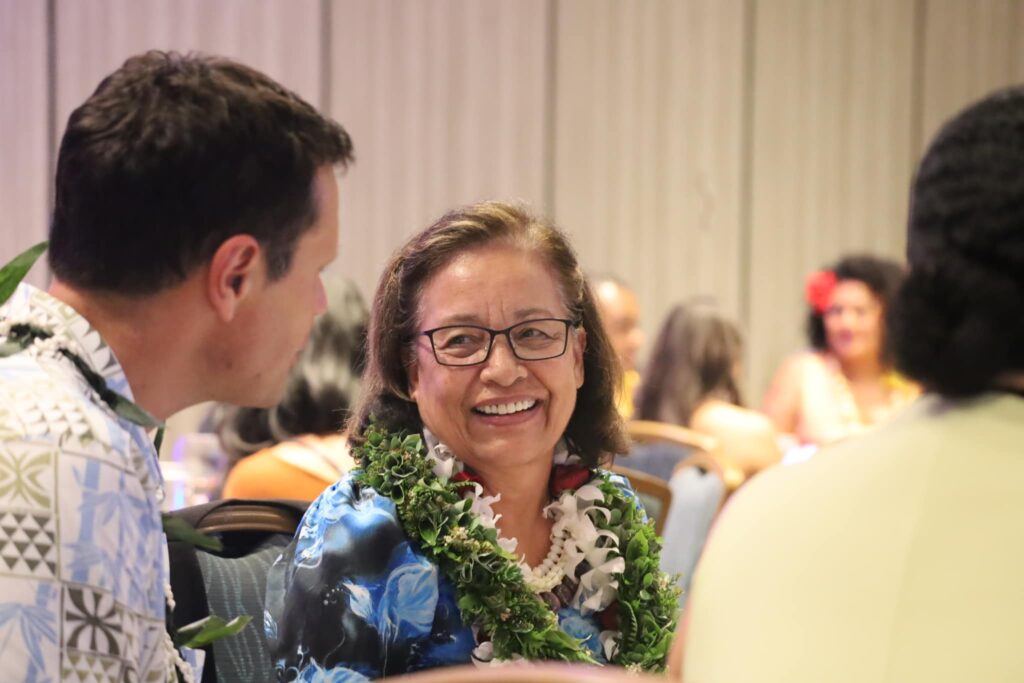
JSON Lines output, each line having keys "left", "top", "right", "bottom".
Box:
{"left": 54, "top": 0, "right": 324, "bottom": 140}
{"left": 745, "top": 0, "right": 917, "bottom": 400}
{"left": 328, "top": 0, "right": 551, "bottom": 299}
{"left": 919, "top": 0, "right": 1024, "bottom": 148}
{"left": 0, "top": 0, "right": 50, "bottom": 287}
{"left": 553, "top": 0, "right": 748, "bottom": 360}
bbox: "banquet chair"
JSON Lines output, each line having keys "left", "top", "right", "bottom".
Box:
{"left": 167, "top": 498, "right": 308, "bottom": 683}
{"left": 660, "top": 450, "right": 727, "bottom": 599}
{"left": 626, "top": 419, "right": 718, "bottom": 453}
{"left": 623, "top": 419, "right": 745, "bottom": 491}
{"left": 610, "top": 464, "right": 673, "bottom": 533}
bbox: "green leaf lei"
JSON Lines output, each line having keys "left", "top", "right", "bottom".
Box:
{"left": 351, "top": 425, "right": 681, "bottom": 672}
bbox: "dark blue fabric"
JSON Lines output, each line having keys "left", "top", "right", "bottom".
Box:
{"left": 265, "top": 475, "right": 612, "bottom": 680}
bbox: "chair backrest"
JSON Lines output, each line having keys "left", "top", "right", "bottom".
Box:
{"left": 610, "top": 464, "right": 673, "bottom": 534}
{"left": 625, "top": 419, "right": 745, "bottom": 492}
{"left": 167, "top": 498, "right": 308, "bottom": 683}
{"left": 660, "top": 453, "right": 727, "bottom": 600}
{"left": 626, "top": 419, "right": 718, "bottom": 453}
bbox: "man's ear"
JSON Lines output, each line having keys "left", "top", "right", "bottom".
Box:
{"left": 207, "top": 235, "right": 263, "bottom": 322}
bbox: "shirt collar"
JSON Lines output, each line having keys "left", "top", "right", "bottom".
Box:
{"left": 1, "top": 283, "right": 136, "bottom": 402}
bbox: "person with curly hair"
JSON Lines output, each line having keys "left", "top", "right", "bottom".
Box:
{"left": 680, "top": 85, "right": 1024, "bottom": 683}
{"left": 762, "top": 254, "right": 919, "bottom": 445}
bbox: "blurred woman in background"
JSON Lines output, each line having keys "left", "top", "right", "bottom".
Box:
{"left": 762, "top": 255, "right": 918, "bottom": 446}
{"left": 219, "top": 275, "right": 368, "bottom": 499}
{"left": 634, "top": 300, "right": 780, "bottom": 479}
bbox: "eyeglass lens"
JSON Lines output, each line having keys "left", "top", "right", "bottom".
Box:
{"left": 429, "top": 319, "right": 570, "bottom": 365}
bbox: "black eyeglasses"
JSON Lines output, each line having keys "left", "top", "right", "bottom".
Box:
{"left": 419, "top": 318, "right": 578, "bottom": 367}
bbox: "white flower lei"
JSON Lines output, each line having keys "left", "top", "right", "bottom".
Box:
{"left": 421, "top": 430, "right": 626, "bottom": 663}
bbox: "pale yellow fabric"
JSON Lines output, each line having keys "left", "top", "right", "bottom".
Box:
{"left": 795, "top": 352, "right": 918, "bottom": 445}
{"left": 684, "top": 392, "right": 1024, "bottom": 683}
{"left": 617, "top": 369, "right": 640, "bottom": 419}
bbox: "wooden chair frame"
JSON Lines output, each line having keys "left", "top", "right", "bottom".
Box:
{"left": 610, "top": 464, "right": 673, "bottom": 534}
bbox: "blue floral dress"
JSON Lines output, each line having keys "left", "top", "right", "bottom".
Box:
{"left": 265, "top": 474, "right": 612, "bottom": 681}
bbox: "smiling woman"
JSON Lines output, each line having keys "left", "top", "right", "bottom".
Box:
{"left": 264, "top": 201, "right": 680, "bottom": 679}
{"left": 762, "top": 255, "right": 919, "bottom": 446}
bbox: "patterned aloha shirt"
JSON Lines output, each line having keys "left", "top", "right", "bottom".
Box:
{"left": 265, "top": 474, "right": 614, "bottom": 681}
{"left": 0, "top": 284, "right": 168, "bottom": 683}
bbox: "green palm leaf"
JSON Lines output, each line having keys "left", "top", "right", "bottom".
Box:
{"left": 0, "top": 242, "right": 47, "bottom": 307}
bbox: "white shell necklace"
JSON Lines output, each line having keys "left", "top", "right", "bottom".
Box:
{"left": 519, "top": 525, "right": 569, "bottom": 594}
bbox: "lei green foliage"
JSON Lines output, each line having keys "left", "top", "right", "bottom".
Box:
{"left": 352, "top": 425, "right": 681, "bottom": 671}
{"left": 593, "top": 477, "right": 680, "bottom": 669}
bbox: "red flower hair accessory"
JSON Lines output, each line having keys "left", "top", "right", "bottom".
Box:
{"left": 805, "top": 269, "right": 837, "bottom": 314}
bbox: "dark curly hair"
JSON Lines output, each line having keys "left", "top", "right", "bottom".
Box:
{"left": 889, "top": 86, "right": 1024, "bottom": 396}
{"left": 348, "top": 201, "right": 628, "bottom": 466}
{"left": 806, "top": 254, "right": 905, "bottom": 365}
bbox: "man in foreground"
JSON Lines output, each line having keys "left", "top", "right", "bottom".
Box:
{"left": 0, "top": 51, "right": 352, "bottom": 681}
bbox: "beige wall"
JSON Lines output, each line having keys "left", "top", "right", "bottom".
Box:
{"left": 2, "top": 0, "right": 1023, "bottom": 444}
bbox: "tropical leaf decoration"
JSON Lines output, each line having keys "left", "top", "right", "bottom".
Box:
{"left": 0, "top": 241, "right": 47, "bottom": 309}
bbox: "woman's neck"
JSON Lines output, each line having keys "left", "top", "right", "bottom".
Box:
{"left": 477, "top": 459, "right": 555, "bottom": 567}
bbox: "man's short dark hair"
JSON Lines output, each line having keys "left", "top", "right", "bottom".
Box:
{"left": 49, "top": 50, "right": 354, "bottom": 294}
{"left": 889, "top": 86, "right": 1024, "bottom": 396}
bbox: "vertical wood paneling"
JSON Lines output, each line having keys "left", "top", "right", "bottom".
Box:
{"left": 54, "top": 0, "right": 323, "bottom": 141}
{"left": 0, "top": 0, "right": 50, "bottom": 287}
{"left": 328, "top": 0, "right": 551, "bottom": 300}
{"left": 746, "top": 0, "right": 917, "bottom": 400}
{"left": 919, "top": 0, "right": 1024, "bottom": 148}
{"left": 553, "top": 0, "right": 748, "bottom": 363}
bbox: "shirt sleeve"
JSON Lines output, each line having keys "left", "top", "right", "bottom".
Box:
{"left": 265, "top": 476, "right": 446, "bottom": 679}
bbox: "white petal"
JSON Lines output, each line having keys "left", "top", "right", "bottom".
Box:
{"left": 600, "top": 630, "right": 621, "bottom": 660}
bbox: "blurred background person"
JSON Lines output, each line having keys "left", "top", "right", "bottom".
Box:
{"left": 218, "top": 275, "right": 368, "bottom": 500}
{"left": 762, "top": 254, "right": 918, "bottom": 446}
{"left": 592, "top": 274, "right": 644, "bottom": 418}
{"left": 682, "top": 83, "right": 1024, "bottom": 683}
{"left": 634, "top": 300, "right": 781, "bottom": 480}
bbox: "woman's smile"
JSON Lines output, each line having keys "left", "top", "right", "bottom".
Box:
{"left": 472, "top": 398, "right": 543, "bottom": 425}
{"left": 407, "top": 242, "right": 585, "bottom": 474}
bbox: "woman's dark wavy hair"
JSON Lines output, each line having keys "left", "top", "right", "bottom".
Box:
{"left": 806, "top": 254, "right": 905, "bottom": 365}
{"left": 635, "top": 301, "right": 744, "bottom": 427}
{"left": 219, "top": 276, "right": 368, "bottom": 462}
{"left": 889, "top": 85, "right": 1024, "bottom": 396}
{"left": 348, "top": 201, "right": 628, "bottom": 466}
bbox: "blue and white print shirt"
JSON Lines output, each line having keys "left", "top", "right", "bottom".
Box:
{"left": 265, "top": 475, "right": 611, "bottom": 681}
{"left": 0, "top": 284, "right": 168, "bottom": 683}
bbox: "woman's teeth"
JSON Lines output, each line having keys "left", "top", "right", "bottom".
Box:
{"left": 477, "top": 399, "right": 537, "bottom": 415}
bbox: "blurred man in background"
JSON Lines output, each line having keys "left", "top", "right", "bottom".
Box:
{"left": 593, "top": 275, "right": 644, "bottom": 418}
